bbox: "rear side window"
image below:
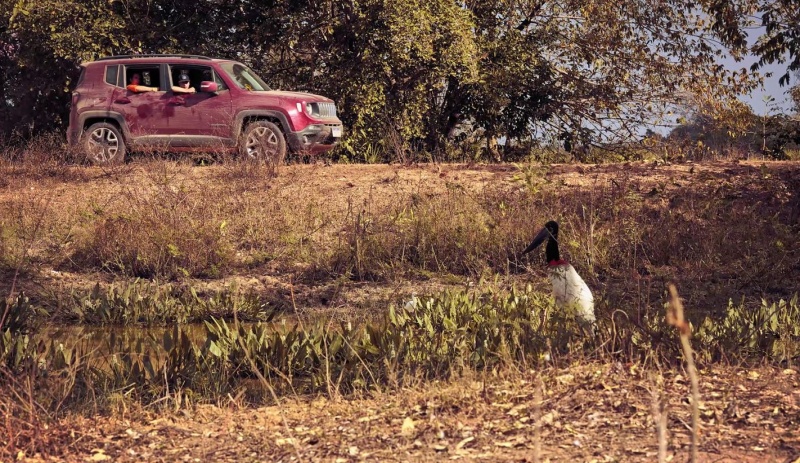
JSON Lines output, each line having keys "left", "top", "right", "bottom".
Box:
{"left": 124, "top": 66, "right": 161, "bottom": 90}
{"left": 76, "top": 67, "right": 87, "bottom": 86}
{"left": 105, "top": 65, "right": 119, "bottom": 86}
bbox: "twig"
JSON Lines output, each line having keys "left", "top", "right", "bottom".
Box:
{"left": 533, "top": 374, "right": 543, "bottom": 463}
{"left": 650, "top": 374, "right": 668, "bottom": 463}
{"left": 666, "top": 283, "right": 699, "bottom": 463}
{"left": 233, "top": 300, "right": 303, "bottom": 462}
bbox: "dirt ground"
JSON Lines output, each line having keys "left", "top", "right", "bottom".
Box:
{"left": 5, "top": 158, "right": 800, "bottom": 317}
{"left": 16, "top": 362, "right": 800, "bottom": 462}
{"left": 4, "top": 160, "right": 800, "bottom": 462}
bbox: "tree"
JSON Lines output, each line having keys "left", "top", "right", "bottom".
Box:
{"left": 421, "top": 0, "right": 761, "bottom": 158}
{"left": 1, "top": 0, "right": 128, "bottom": 138}
{"left": 749, "top": 0, "right": 800, "bottom": 87}
{"left": 0, "top": 0, "right": 771, "bottom": 162}
{"left": 315, "top": 0, "right": 480, "bottom": 160}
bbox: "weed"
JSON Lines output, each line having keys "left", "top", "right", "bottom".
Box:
{"left": 70, "top": 167, "right": 234, "bottom": 280}
{"left": 0, "top": 282, "right": 798, "bottom": 440}
{"left": 56, "top": 280, "right": 275, "bottom": 325}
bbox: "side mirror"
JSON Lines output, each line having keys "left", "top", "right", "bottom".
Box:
{"left": 200, "top": 81, "right": 218, "bottom": 93}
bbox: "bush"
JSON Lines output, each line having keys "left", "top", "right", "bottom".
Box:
{"left": 72, "top": 170, "right": 234, "bottom": 279}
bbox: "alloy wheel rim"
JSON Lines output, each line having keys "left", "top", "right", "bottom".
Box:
{"left": 245, "top": 127, "right": 278, "bottom": 159}
{"left": 87, "top": 128, "right": 119, "bottom": 162}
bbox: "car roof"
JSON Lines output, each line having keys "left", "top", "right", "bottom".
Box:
{"left": 83, "top": 54, "right": 233, "bottom": 67}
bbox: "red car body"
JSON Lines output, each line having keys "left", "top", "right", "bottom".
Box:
{"left": 68, "top": 54, "right": 342, "bottom": 163}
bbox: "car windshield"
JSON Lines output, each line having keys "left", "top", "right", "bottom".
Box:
{"left": 219, "top": 62, "right": 272, "bottom": 91}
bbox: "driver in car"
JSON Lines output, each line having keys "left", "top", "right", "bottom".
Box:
{"left": 171, "top": 71, "right": 197, "bottom": 94}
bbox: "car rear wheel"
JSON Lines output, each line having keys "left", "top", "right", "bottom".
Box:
{"left": 239, "top": 121, "right": 286, "bottom": 166}
{"left": 83, "top": 122, "right": 126, "bottom": 165}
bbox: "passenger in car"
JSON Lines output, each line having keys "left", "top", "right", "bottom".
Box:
{"left": 141, "top": 71, "right": 155, "bottom": 87}
{"left": 171, "top": 71, "right": 196, "bottom": 94}
{"left": 126, "top": 73, "right": 159, "bottom": 93}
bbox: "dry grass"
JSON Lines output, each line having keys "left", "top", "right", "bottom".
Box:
{"left": 71, "top": 162, "right": 235, "bottom": 279}
{"left": 1, "top": 149, "right": 799, "bottom": 461}
{"left": 0, "top": 157, "right": 797, "bottom": 318}
{"left": 5, "top": 362, "right": 798, "bottom": 462}
{"left": 667, "top": 284, "right": 700, "bottom": 463}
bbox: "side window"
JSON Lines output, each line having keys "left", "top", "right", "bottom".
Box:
{"left": 169, "top": 65, "right": 224, "bottom": 91}
{"left": 124, "top": 66, "right": 161, "bottom": 91}
{"left": 105, "top": 65, "right": 119, "bottom": 86}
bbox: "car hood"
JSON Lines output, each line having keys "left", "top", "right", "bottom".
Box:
{"left": 266, "top": 90, "right": 333, "bottom": 102}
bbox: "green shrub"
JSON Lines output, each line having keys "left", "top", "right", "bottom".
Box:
{"left": 0, "top": 293, "right": 44, "bottom": 372}
{"left": 4, "top": 288, "right": 800, "bottom": 410}
{"left": 61, "top": 280, "right": 274, "bottom": 325}
{"left": 696, "top": 295, "right": 800, "bottom": 363}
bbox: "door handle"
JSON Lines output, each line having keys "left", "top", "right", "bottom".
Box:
{"left": 114, "top": 97, "right": 131, "bottom": 104}
{"left": 168, "top": 97, "right": 185, "bottom": 106}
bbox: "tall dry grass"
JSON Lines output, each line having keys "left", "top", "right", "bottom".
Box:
{"left": 71, "top": 162, "right": 235, "bottom": 279}
{"left": 0, "top": 152, "right": 797, "bottom": 309}
{"left": 3, "top": 139, "right": 799, "bottom": 462}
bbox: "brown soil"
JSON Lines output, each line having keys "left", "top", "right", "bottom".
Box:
{"left": 16, "top": 363, "right": 800, "bottom": 462}
{"left": 5, "top": 160, "right": 800, "bottom": 462}
{"left": 4, "top": 159, "right": 800, "bottom": 318}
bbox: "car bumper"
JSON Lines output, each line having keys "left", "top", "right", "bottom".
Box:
{"left": 287, "top": 123, "right": 343, "bottom": 154}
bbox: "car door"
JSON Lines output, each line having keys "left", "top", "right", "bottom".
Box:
{"left": 110, "top": 64, "right": 169, "bottom": 147}
{"left": 164, "top": 64, "right": 234, "bottom": 148}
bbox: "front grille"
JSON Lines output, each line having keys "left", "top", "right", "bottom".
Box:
{"left": 317, "top": 102, "right": 337, "bottom": 118}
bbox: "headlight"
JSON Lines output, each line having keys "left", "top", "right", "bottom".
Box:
{"left": 305, "top": 102, "right": 314, "bottom": 116}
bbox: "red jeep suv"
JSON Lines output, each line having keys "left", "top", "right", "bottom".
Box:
{"left": 67, "top": 54, "right": 343, "bottom": 164}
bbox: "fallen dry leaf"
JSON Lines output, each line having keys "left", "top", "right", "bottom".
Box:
{"left": 86, "top": 450, "right": 111, "bottom": 462}
{"left": 401, "top": 417, "right": 416, "bottom": 437}
{"left": 455, "top": 436, "right": 475, "bottom": 450}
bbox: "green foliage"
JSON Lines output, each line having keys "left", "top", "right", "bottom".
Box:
{"left": 328, "top": 0, "right": 479, "bottom": 159}
{"left": 7, "top": 287, "right": 800, "bottom": 410}
{"left": 510, "top": 163, "right": 551, "bottom": 195}
{"left": 62, "top": 281, "right": 274, "bottom": 325}
{"left": 143, "top": 285, "right": 562, "bottom": 396}
{"left": 2, "top": 0, "right": 128, "bottom": 138}
{"left": 1, "top": 0, "right": 777, "bottom": 159}
{"left": 3, "top": 286, "right": 800, "bottom": 411}
{"left": 697, "top": 295, "right": 800, "bottom": 363}
{"left": 377, "top": 287, "right": 558, "bottom": 373}
{"left": 0, "top": 293, "right": 44, "bottom": 371}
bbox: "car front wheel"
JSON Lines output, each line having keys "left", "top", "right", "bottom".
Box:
{"left": 239, "top": 121, "right": 287, "bottom": 166}
{"left": 83, "top": 122, "right": 126, "bottom": 165}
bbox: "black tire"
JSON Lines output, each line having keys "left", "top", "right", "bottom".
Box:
{"left": 239, "top": 121, "right": 287, "bottom": 165}
{"left": 83, "top": 122, "right": 126, "bottom": 165}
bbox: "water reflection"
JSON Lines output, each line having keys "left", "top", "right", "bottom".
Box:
{"left": 45, "top": 323, "right": 214, "bottom": 349}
